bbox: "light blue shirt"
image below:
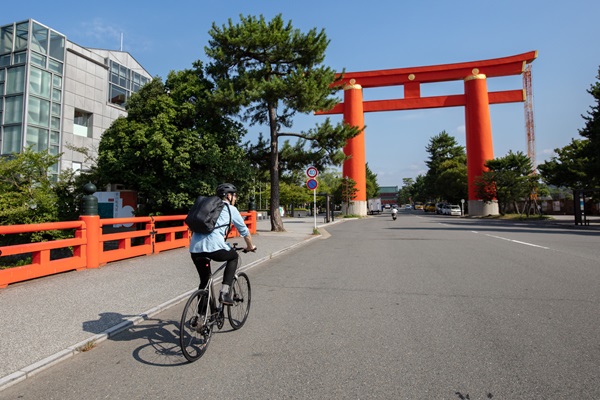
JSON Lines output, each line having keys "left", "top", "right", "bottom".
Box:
{"left": 189, "top": 201, "right": 250, "bottom": 253}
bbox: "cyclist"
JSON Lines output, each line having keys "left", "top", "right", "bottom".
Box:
{"left": 189, "top": 183, "right": 256, "bottom": 305}
{"left": 391, "top": 205, "right": 398, "bottom": 220}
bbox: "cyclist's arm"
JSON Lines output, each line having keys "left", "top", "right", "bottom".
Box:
{"left": 242, "top": 234, "right": 256, "bottom": 252}
{"left": 230, "top": 206, "right": 256, "bottom": 251}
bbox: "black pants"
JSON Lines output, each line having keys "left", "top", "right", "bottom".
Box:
{"left": 191, "top": 248, "right": 239, "bottom": 290}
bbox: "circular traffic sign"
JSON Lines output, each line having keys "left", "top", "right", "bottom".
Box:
{"left": 306, "top": 178, "right": 318, "bottom": 190}
{"left": 306, "top": 166, "right": 319, "bottom": 178}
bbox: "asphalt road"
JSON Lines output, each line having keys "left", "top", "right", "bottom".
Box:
{"left": 2, "top": 213, "right": 599, "bottom": 399}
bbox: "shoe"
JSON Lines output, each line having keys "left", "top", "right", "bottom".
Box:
{"left": 219, "top": 291, "right": 234, "bottom": 305}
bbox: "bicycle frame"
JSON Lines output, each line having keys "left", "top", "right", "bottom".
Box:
{"left": 200, "top": 261, "right": 227, "bottom": 324}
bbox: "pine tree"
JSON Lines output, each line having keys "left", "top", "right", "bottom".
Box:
{"left": 205, "top": 14, "right": 358, "bottom": 231}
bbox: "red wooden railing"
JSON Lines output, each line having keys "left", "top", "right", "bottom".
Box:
{"left": 0, "top": 211, "right": 256, "bottom": 288}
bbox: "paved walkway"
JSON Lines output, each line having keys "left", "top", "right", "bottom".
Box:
{"left": 0, "top": 215, "right": 340, "bottom": 391}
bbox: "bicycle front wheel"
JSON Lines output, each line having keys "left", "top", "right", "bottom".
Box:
{"left": 227, "top": 272, "right": 251, "bottom": 329}
{"left": 179, "top": 289, "right": 211, "bottom": 362}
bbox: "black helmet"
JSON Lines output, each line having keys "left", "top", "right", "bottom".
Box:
{"left": 216, "top": 183, "right": 237, "bottom": 197}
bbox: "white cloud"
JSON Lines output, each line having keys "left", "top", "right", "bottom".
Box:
{"left": 80, "top": 19, "right": 122, "bottom": 47}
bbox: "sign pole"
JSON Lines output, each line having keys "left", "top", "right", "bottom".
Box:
{"left": 305, "top": 166, "right": 319, "bottom": 231}
{"left": 313, "top": 188, "right": 317, "bottom": 230}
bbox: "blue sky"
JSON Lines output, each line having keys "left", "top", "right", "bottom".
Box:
{"left": 5, "top": 1, "right": 600, "bottom": 187}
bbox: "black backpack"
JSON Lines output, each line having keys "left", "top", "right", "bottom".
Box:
{"left": 185, "top": 196, "right": 231, "bottom": 235}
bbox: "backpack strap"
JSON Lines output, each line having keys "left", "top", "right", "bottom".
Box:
{"left": 222, "top": 203, "right": 232, "bottom": 239}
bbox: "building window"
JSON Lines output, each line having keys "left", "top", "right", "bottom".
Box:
{"left": 13, "top": 51, "right": 26, "bottom": 64}
{"left": 0, "top": 54, "right": 10, "bottom": 67}
{"left": 74, "top": 109, "right": 92, "bottom": 137}
{"left": 72, "top": 161, "right": 82, "bottom": 175}
{"left": 29, "top": 67, "right": 51, "bottom": 99}
{"left": 1, "top": 125, "right": 22, "bottom": 154}
{"left": 6, "top": 65, "right": 25, "bottom": 94}
{"left": 31, "top": 22, "right": 48, "bottom": 55}
{"left": 108, "top": 60, "right": 149, "bottom": 107}
{"left": 49, "top": 31, "right": 64, "bottom": 62}
{"left": 27, "top": 96, "right": 50, "bottom": 127}
{"left": 48, "top": 58, "right": 63, "bottom": 75}
{"left": 14, "top": 22, "right": 28, "bottom": 52}
{"left": 4, "top": 95, "right": 23, "bottom": 124}
{"left": 26, "top": 125, "right": 48, "bottom": 151}
{"left": 109, "top": 84, "right": 126, "bottom": 106}
{"left": 0, "top": 24, "right": 14, "bottom": 54}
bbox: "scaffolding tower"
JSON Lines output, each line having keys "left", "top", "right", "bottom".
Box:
{"left": 523, "top": 64, "right": 536, "bottom": 171}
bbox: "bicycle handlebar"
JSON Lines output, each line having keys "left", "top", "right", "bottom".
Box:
{"left": 232, "top": 243, "right": 257, "bottom": 253}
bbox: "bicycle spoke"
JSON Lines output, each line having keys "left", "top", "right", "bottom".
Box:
{"left": 228, "top": 272, "right": 251, "bottom": 329}
{"left": 180, "top": 290, "right": 211, "bottom": 362}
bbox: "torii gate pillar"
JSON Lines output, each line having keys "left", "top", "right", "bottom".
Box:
{"left": 464, "top": 74, "right": 499, "bottom": 216}
{"left": 342, "top": 81, "right": 367, "bottom": 216}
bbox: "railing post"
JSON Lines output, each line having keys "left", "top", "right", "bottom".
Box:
{"left": 248, "top": 210, "right": 257, "bottom": 234}
{"left": 80, "top": 182, "right": 101, "bottom": 269}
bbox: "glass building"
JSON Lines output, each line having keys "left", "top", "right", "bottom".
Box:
{"left": 0, "top": 19, "right": 151, "bottom": 178}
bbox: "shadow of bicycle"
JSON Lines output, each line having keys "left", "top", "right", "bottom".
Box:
{"left": 82, "top": 312, "right": 237, "bottom": 367}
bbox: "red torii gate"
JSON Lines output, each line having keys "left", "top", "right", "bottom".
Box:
{"left": 317, "top": 51, "right": 538, "bottom": 216}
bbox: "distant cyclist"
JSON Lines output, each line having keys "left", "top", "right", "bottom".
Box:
{"left": 189, "top": 183, "right": 256, "bottom": 305}
{"left": 391, "top": 205, "right": 398, "bottom": 220}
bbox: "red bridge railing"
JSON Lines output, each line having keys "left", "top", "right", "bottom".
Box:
{"left": 0, "top": 211, "right": 256, "bottom": 288}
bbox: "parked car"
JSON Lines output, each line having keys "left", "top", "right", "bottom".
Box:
{"left": 436, "top": 203, "right": 446, "bottom": 214}
{"left": 405, "top": 204, "right": 412, "bottom": 210}
{"left": 424, "top": 202, "right": 436, "bottom": 212}
{"left": 448, "top": 204, "right": 461, "bottom": 216}
{"left": 441, "top": 204, "right": 450, "bottom": 215}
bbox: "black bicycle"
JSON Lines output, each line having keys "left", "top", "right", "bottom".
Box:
{"left": 179, "top": 246, "right": 252, "bottom": 362}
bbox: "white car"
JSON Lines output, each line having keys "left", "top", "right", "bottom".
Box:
{"left": 448, "top": 205, "right": 461, "bottom": 216}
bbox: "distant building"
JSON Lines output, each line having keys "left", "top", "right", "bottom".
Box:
{"left": 379, "top": 186, "right": 398, "bottom": 206}
{"left": 0, "top": 19, "right": 151, "bottom": 178}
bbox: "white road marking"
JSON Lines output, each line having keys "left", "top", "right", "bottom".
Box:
{"left": 481, "top": 233, "right": 550, "bottom": 249}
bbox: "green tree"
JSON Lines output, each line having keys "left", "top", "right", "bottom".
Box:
{"left": 410, "top": 175, "right": 428, "bottom": 203}
{"left": 0, "top": 149, "right": 60, "bottom": 227}
{"left": 538, "top": 139, "right": 588, "bottom": 189}
{"left": 579, "top": 66, "right": 600, "bottom": 186}
{"left": 539, "top": 65, "right": 600, "bottom": 189}
{"left": 279, "top": 181, "right": 312, "bottom": 211}
{"left": 424, "top": 131, "right": 466, "bottom": 201}
{"left": 97, "top": 65, "right": 251, "bottom": 215}
{"left": 365, "top": 163, "right": 380, "bottom": 199}
{"left": 205, "top": 14, "right": 359, "bottom": 231}
{"left": 475, "top": 151, "right": 537, "bottom": 215}
{"left": 398, "top": 178, "right": 415, "bottom": 205}
{"left": 436, "top": 156, "right": 468, "bottom": 203}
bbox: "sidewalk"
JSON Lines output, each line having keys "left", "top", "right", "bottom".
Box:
{"left": 0, "top": 216, "right": 341, "bottom": 391}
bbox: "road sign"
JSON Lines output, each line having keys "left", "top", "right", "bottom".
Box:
{"left": 306, "top": 178, "right": 318, "bottom": 190}
{"left": 306, "top": 166, "right": 319, "bottom": 178}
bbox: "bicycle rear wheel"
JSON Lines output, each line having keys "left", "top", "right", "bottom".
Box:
{"left": 227, "top": 272, "right": 251, "bottom": 329}
{"left": 179, "top": 289, "right": 211, "bottom": 362}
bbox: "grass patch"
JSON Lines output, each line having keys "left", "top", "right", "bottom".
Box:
{"left": 77, "top": 340, "right": 97, "bottom": 352}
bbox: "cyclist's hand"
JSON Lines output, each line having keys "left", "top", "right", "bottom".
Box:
{"left": 243, "top": 246, "right": 257, "bottom": 253}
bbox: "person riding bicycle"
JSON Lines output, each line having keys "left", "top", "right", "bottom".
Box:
{"left": 391, "top": 205, "right": 398, "bottom": 219}
{"left": 189, "top": 183, "right": 256, "bottom": 305}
